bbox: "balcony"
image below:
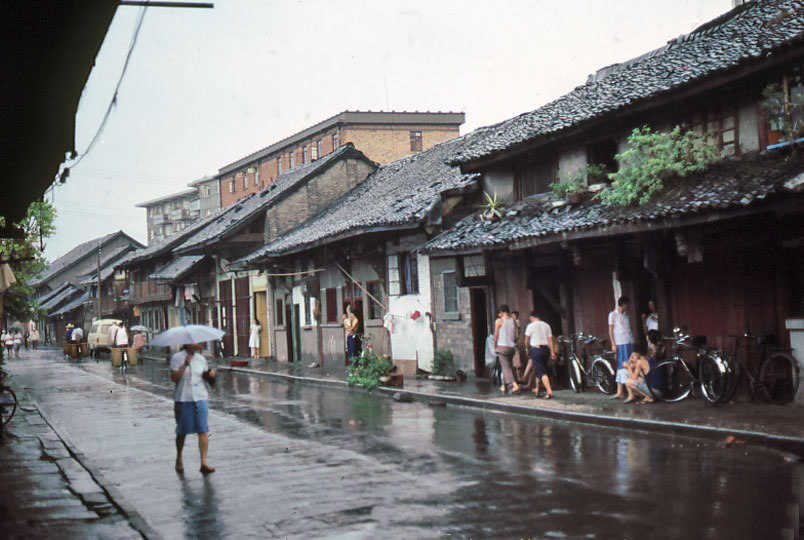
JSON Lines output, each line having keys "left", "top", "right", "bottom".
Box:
{"left": 129, "top": 279, "right": 172, "bottom": 304}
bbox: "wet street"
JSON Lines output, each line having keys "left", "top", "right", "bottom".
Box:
{"left": 5, "top": 349, "right": 801, "bottom": 539}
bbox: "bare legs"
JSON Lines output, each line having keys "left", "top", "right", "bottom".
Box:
{"left": 175, "top": 433, "right": 214, "bottom": 473}
{"left": 251, "top": 347, "right": 259, "bottom": 359}
{"left": 175, "top": 435, "right": 185, "bottom": 472}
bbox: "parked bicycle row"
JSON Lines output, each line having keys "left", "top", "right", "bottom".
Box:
{"left": 490, "top": 299, "right": 799, "bottom": 406}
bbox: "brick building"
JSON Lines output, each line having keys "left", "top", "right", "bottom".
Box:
{"left": 218, "top": 110, "right": 465, "bottom": 207}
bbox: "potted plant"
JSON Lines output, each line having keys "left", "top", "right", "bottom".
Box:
{"left": 479, "top": 191, "right": 505, "bottom": 221}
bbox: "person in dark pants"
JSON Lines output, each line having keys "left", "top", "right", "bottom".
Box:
{"left": 523, "top": 311, "right": 557, "bottom": 399}
{"left": 342, "top": 304, "right": 359, "bottom": 361}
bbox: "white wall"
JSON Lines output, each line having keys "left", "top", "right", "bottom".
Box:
{"left": 387, "top": 254, "right": 435, "bottom": 371}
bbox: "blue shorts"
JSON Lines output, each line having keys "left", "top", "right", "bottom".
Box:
{"left": 174, "top": 400, "right": 209, "bottom": 435}
{"left": 529, "top": 346, "right": 550, "bottom": 378}
{"left": 616, "top": 343, "right": 634, "bottom": 370}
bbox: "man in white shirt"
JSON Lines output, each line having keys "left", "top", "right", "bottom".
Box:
{"left": 608, "top": 296, "right": 635, "bottom": 400}
{"left": 72, "top": 327, "right": 84, "bottom": 342}
{"left": 522, "top": 311, "right": 557, "bottom": 398}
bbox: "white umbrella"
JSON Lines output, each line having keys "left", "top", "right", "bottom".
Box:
{"left": 130, "top": 325, "right": 149, "bottom": 332}
{"left": 150, "top": 325, "right": 226, "bottom": 347}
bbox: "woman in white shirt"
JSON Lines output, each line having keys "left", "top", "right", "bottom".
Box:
{"left": 248, "top": 319, "right": 261, "bottom": 359}
{"left": 170, "top": 343, "right": 215, "bottom": 474}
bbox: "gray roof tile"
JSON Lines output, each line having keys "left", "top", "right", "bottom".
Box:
{"left": 452, "top": 0, "right": 804, "bottom": 165}
{"left": 238, "top": 135, "right": 479, "bottom": 262}
{"left": 148, "top": 256, "right": 204, "bottom": 281}
{"left": 423, "top": 150, "right": 804, "bottom": 253}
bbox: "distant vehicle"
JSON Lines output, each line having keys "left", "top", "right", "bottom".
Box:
{"left": 87, "top": 319, "right": 122, "bottom": 357}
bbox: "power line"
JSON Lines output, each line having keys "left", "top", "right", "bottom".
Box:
{"left": 50, "top": 6, "right": 149, "bottom": 190}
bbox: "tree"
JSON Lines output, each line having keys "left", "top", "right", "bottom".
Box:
{"left": 0, "top": 200, "right": 57, "bottom": 326}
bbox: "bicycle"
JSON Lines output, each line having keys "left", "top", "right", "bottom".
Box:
{"left": 0, "top": 367, "right": 18, "bottom": 432}
{"left": 647, "top": 328, "right": 726, "bottom": 404}
{"left": 719, "top": 334, "right": 800, "bottom": 405}
{"left": 561, "top": 333, "right": 616, "bottom": 395}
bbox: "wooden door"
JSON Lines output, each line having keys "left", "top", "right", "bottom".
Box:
{"left": 254, "top": 291, "right": 270, "bottom": 357}
{"left": 235, "top": 276, "right": 250, "bottom": 356}
{"left": 219, "top": 280, "right": 234, "bottom": 355}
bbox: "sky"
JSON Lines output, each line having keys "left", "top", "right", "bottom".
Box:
{"left": 45, "top": 0, "right": 734, "bottom": 261}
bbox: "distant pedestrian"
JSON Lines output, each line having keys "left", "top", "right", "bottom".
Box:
{"left": 608, "top": 296, "right": 635, "bottom": 401}
{"left": 114, "top": 322, "right": 130, "bottom": 372}
{"left": 249, "top": 318, "right": 261, "bottom": 359}
{"left": 523, "top": 311, "right": 557, "bottom": 398}
{"left": 72, "top": 326, "right": 84, "bottom": 343}
{"left": 342, "top": 304, "right": 359, "bottom": 361}
{"left": 12, "top": 330, "right": 22, "bottom": 358}
{"left": 66, "top": 324, "right": 75, "bottom": 343}
{"left": 4, "top": 330, "right": 12, "bottom": 356}
{"left": 170, "top": 343, "right": 215, "bottom": 474}
{"left": 133, "top": 331, "right": 146, "bottom": 350}
{"left": 493, "top": 304, "right": 521, "bottom": 394}
{"left": 29, "top": 328, "right": 40, "bottom": 349}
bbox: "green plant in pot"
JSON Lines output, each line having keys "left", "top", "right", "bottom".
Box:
{"left": 479, "top": 191, "right": 505, "bottom": 221}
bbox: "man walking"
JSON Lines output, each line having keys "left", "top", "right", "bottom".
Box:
{"left": 608, "top": 296, "right": 635, "bottom": 400}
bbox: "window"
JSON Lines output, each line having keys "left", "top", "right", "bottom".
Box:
{"left": 316, "top": 140, "right": 322, "bottom": 159}
{"left": 588, "top": 139, "right": 619, "bottom": 179}
{"left": 277, "top": 157, "right": 283, "bottom": 174}
{"left": 689, "top": 103, "right": 738, "bottom": 156}
{"left": 410, "top": 131, "right": 423, "bottom": 152}
{"left": 388, "top": 252, "right": 419, "bottom": 295}
{"left": 201, "top": 185, "right": 210, "bottom": 197}
{"left": 275, "top": 298, "right": 284, "bottom": 326}
{"left": 332, "top": 132, "right": 339, "bottom": 150}
{"left": 366, "top": 281, "right": 382, "bottom": 319}
{"left": 149, "top": 230, "right": 154, "bottom": 240}
{"left": 290, "top": 151, "right": 295, "bottom": 169}
{"left": 516, "top": 160, "right": 558, "bottom": 199}
{"left": 204, "top": 209, "right": 211, "bottom": 217}
{"left": 243, "top": 175, "right": 248, "bottom": 190}
{"left": 302, "top": 146, "right": 308, "bottom": 164}
{"left": 442, "top": 272, "right": 458, "bottom": 313}
{"left": 463, "top": 255, "right": 486, "bottom": 277}
{"left": 229, "top": 179, "right": 235, "bottom": 192}
{"left": 325, "top": 288, "right": 338, "bottom": 323}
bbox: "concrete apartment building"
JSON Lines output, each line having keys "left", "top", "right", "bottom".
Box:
{"left": 218, "top": 110, "right": 465, "bottom": 207}
{"left": 188, "top": 175, "right": 221, "bottom": 218}
{"left": 136, "top": 189, "right": 200, "bottom": 245}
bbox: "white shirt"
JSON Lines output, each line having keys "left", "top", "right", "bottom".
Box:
{"left": 114, "top": 327, "right": 128, "bottom": 347}
{"left": 73, "top": 328, "right": 84, "bottom": 341}
{"left": 170, "top": 350, "right": 209, "bottom": 402}
{"left": 645, "top": 313, "right": 659, "bottom": 332}
{"left": 525, "top": 320, "right": 552, "bottom": 347}
{"left": 608, "top": 309, "right": 634, "bottom": 345}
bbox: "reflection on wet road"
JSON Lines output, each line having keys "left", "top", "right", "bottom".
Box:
{"left": 100, "top": 359, "right": 799, "bottom": 539}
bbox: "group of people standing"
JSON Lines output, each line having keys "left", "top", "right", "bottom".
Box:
{"left": 2, "top": 325, "right": 40, "bottom": 357}
{"left": 493, "top": 297, "right": 661, "bottom": 403}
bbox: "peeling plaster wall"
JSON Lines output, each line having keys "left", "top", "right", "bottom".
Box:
{"left": 387, "top": 253, "right": 434, "bottom": 373}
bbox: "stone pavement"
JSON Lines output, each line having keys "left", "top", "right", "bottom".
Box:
{"left": 0, "top": 365, "right": 146, "bottom": 539}
{"left": 193, "top": 353, "right": 804, "bottom": 456}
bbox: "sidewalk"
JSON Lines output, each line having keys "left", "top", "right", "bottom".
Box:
{"left": 0, "top": 365, "right": 149, "bottom": 539}
{"left": 145, "top": 352, "right": 804, "bottom": 457}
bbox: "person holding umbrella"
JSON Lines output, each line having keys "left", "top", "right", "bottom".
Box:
{"left": 153, "top": 325, "right": 224, "bottom": 475}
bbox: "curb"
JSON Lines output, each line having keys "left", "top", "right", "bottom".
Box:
{"left": 216, "top": 364, "right": 804, "bottom": 458}
{"left": 32, "top": 399, "right": 163, "bottom": 540}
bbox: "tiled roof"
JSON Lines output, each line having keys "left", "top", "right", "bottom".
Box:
{"left": 148, "top": 256, "right": 204, "bottom": 282}
{"left": 50, "top": 291, "right": 90, "bottom": 317}
{"left": 117, "top": 207, "right": 225, "bottom": 268}
{"left": 41, "top": 284, "right": 80, "bottom": 311}
{"left": 33, "top": 231, "right": 128, "bottom": 287}
{"left": 76, "top": 244, "right": 136, "bottom": 285}
{"left": 38, "top": 282, "right": 72, "bottom": 305}
{"left": 176, "top": 144, "right": 373, "bottom": 254}
{"left": 238, "top": 135, "right": 480, "bottom": 263}
{"left": 452, "top": 0, "right": 804, "bottom": 165}
{"left": 78, "top": 264, "right": 116, "bottom": 286}
{"left": 422, "top": 150, "right": 804, "bottom": 254}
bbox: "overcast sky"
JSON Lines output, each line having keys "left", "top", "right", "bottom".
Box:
{"left": 45, "top": 0, "right": 733, "bottom": 260}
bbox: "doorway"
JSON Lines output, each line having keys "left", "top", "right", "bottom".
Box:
{"left": 219, "top": 280, "right": 234, "bottom": 355}
{"left": 254, "top": 291, "right": 270, "bottom": 357}
{"left": 470, "top": 287, "right": 489, "bottom": 376}
{"left": 284, "top": 300, "right": 293, "bottom": 362}
{"left": 292, "top": 304, "right": 301, "bottom": 363}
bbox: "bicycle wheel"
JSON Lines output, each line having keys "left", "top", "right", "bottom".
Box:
{"left": 698, "top": 353, "right": 726, "bottom": 404}
{"left": 590, "top": 357, "right": 616, "bottom": 394}
{"left": 648, "top": 360, "right": 692, "bottom": 402}
{"left": 719, "top": 354, "right": 741, "bottom": 404}
{"left": 759, "top": 352, "right": 800, "bottom": 405}
{"left": 568, "top": 356, "right": 583, "bottom": 393}
{"left": 1, "top": 388, "right": 17, "bottom": 426}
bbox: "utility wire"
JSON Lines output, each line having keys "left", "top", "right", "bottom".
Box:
{"left": 50, "top": 6, "right": 148, "bottom": 190}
